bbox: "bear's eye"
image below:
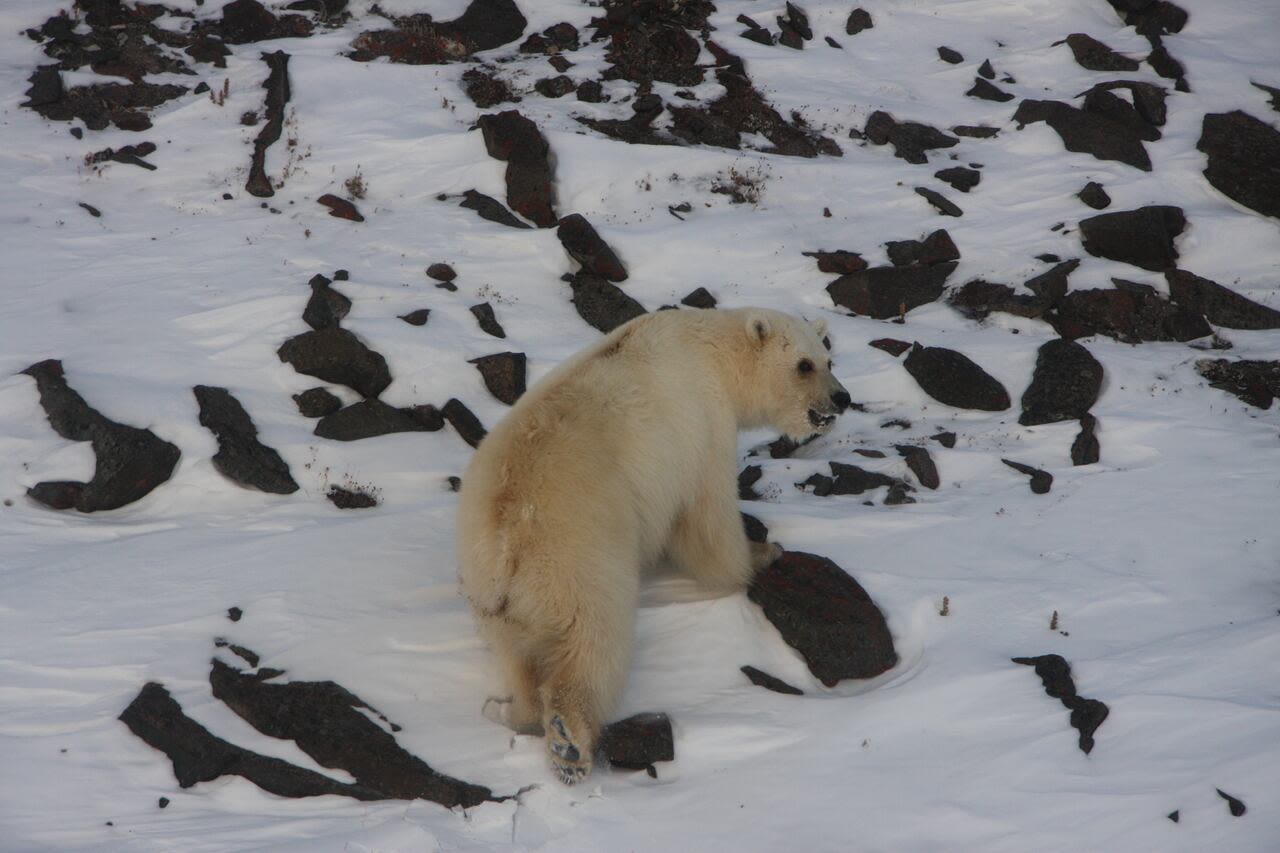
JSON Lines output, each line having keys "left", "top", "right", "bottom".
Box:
{"left": 797, "top": 359, "right": 814, "bottom": 375}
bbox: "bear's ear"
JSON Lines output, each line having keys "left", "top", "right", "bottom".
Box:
{"left": 809, "top": 317, "right": 828, "bottom": 338}
{"left": 746, "top": 311, "right": 772, "bottom": 345}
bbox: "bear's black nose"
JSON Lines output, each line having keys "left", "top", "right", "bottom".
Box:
{"left": 832, "top": 390, "right": 851, "bottom": 412}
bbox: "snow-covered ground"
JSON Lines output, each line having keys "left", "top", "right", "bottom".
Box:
{"left": 1, "top": 0, "right": 1277, "bottom": 849}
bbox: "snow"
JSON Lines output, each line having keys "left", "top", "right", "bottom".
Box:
{"left": 1, "top": 0, "right": 1278, "bottom": 849}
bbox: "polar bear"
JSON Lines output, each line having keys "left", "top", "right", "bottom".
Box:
{"left": 456, "top": 307, "right": 850, "bottom": 783}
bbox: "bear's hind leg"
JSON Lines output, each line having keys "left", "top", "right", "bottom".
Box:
{"left": 538, "top": 594, "right": 635, "bottom": 784}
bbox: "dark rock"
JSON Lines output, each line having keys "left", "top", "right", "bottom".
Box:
{"left": 277, "top": 328, "right": 391, "bottom": 399}
{"left": 931, "top": 431, "right": 956, "bottom": 448}
{"left": 1197, "top": 111, "right": 1280, "bottom": 219}
{"left": 461, "top": 67, "right": 519, "bottom": 108}
{"left": 1012, "top": 654, "right": 1108, "bottom": 753}
{"left": 469, "top": 352, "right": 526, "bottom": 405}
{"left": 967, "top": 78, "right": 1014, "bottom": 102}
{"left": 903, "top": 344, "right": 1011, "bottom": 411}
{"left": 937, "top": 46, "right": 963, "bottom": 64}
{"left": 780, "top": 3, "right": 812, "bottom": 40}
{"left": 459, "top": 189, "right": 531, "bottom": 229}
{"left": 1216, "top": 789, "right": 1247, "bottom": 817}
{"left": 1047, "top": 284, "right": 1210, "bottom": 342}
{"left": 799, "top": 473, "right": 834, "bottom": 496}
{"left": 79, "top": 202, "right": 102, "bottom": 218}
{"left": 738, "top": 465, "right": 763, "bottom": 501}
{"left": 317, "top": 193, "right": 364, "bottom": 222}
{"left": 1118, "top": 0, "right": 1188, "bottom": 37}
{"left": 315, "top": 400, "right": 443, "bottom": 441}
{"left": 590, "top": 0, "right": 710, "bottom": 87}
{"left": 477, "top": 110, "right": 557, "bottom": 227}
{"left": 576, "top": 80, "right": 605, "bottom": 103}
{"left": 599, "top": 712, "right": 674, "bottom": 775}
{"left": 747, "top": 551, "right": 898, "bottom": 687}
{"left": 1167, "top": 270, "right": 1280, "bottom": 329}
{"left": 568, "top": 272, "right": 646, "bottom": 333}
{"left": 469, "top": 302, "right": 506, "bottom": 338}
{"left": 194, "top": 386, "right": 297, "bottom": 494}
{"left": 741, "top": 665, "right": 803, "bottom": 695}
{"left": 246, "top": 51, "right": 290, "bottom": 198}
{"left": 896, "top": 445, "right": 939, "bottom": 489}
{"left": 26, "top": 481, "right": 84, "bottom": 510}
{"left": 1002, "top": 459, "right": 1053, "bottom": 494}
{"left": 741, "top": 512, "right": 769, "bottom": 544}
{"left": 228, "top": 607, "right": 243, "bottom": 622}
{"left": 1071, "top": 413, "right": 1100, "bottom": 465}
{"left": 303, "top": 278, "right": 351, "bottom": 330}
{"left": 869, "top": 338, "right": 912, "bottom": 357}
{"left": 1081, "top": 86, "right": 1161, "bottom": 143}
{"left": 949, "top": 280, "right": 1044, "bottom": 321}
{"left": 348, "top": 0, "right": 526, "bottom": 63}
{"left": 557, "top": 214, "right": 627, "bottom": 281}
{"left": 1013, "top": 98, "right": 1152, "bottom": 171}
{"left": 916, "top": 187, "right": 962, "bottom": 217}
{"left": 1079, "top": 205, "right": 1184, "bottom": 271}
{"left": 1167, "top": 810, "right": 1179, "bottom": 823}
{"left": 1195, "top": 359, "right": 1280, "bottom": 409}
{"left": 443, "top": 399, "right": 487, "bottom": 448}
{"left": 934, "top": 167, "right": 980, "bottom": 192}
{"left": 1078, "top": 181, "right": 1111, "bottom": 209}
{"left": 667, "top": 65, "right": 840, "bottom": 158}
{"left": 1019, "top": 339, "right": 1103, "bottom": 426}
{"left": 846, "top": 9, "right": 873, "bottom": 35}
{"left": 293, "top": 388, "right": 342, "bottom": 418}
{"left": 978, "top": 59, "right": 995, "bottom": 80}
{"left": 884, "top": 482, "right": 915, "bottom": 505}
{"left": 427, "top": 263, "right": 456, "bottom": 282}
{"left": 207, "top": 659, "right": 494, "bottom": 805}
{"left": 1025, "top": 260, "right": 1080, "bottom": 302}
{"left": 219, "top": 0, "right": 310, "bottom": 44}
{"left": 1064, "top": 33, "right": 1140, "bottom": 71}
{"left": 886, "top": 230, "right": 959, "bottom": 268}
{"left": 828, "top": 462, "right": 912, "bottom": 500}
{"left": 534, "top": 75, "right": 575, "bottom": 98}
{"left": 864, "top": 111, "right": 958, "bottom": 164}
{"left": 88, "top": 142, "right": 158, "bottom": 170}
{"left": 1253, "top": 81, "right": 1280, "bottom": 113}
{"left": 803, "top": 250, "right": 866, "bottom": 274}
{"left": 680, "top": 288, "right": 716, "bottom": 309}
{"left": 853, "top": 449, "right": 886, "bottom": 458}
{"left": 827, "top": 263, "right": 957, "bottom": 319}
{"left": 1145, "top": 38, "right": 1185, "bottom": 84}
{"left": 27, "top": 75, "right": 189, "bottom": 133}
{"left": 22, "top": 359, "right": 181, "bottom": 512}
{"left": 447, "top": 476, "right": 462, "bottom": 492}
{"left": 120, "top": 683, "right": 391, "bottom": 801}
{"left": 399, "top": 309, "right": 431, "bottom": 327}
{"left": 1092, "top": 80, "right": 1168, "bottom": 127}
{"left": 952, "top": 125, "right": 999, "bottom": 138}
{"left": 519, "top": 22, "right": 580, "bottom": 54}
{"left": 327, "top": 485, "right": 378, "bottom": 508}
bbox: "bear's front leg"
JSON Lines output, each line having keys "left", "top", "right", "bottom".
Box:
{"left": 670, "top": 480, "right": 763, "bottom": 592}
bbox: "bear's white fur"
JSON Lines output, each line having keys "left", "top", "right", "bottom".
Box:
{"left": 456, "top": 307, "right": 849, "bottom": 783}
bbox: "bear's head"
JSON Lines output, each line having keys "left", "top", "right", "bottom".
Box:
{"left": 739, "top": 309, "right": 852, "bottom": 440}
